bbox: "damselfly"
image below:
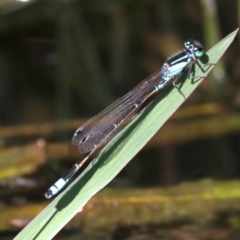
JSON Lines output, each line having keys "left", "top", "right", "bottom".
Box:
{"left": 45, "top": 39, "right": 205, "bottom": 198}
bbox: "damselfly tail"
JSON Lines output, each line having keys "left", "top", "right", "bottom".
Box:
{"left": 44, "top": 151, "right": 93, "bottom": 198}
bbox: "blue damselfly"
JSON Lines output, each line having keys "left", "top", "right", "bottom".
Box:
{"left": 45, "top": 39, "right": 205, "bottom": 198}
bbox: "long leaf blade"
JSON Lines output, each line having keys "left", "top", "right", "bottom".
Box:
{"left": 14, "top": 28, "right": 239, "bottom": 240}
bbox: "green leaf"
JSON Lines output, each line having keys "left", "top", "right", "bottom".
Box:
{"left": 14, "top": 28, "right": 239, "bottom": 240}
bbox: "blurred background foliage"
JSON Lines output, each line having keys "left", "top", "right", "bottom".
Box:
{"left": 0, "top": 0, "right": 240, "bottom": 239}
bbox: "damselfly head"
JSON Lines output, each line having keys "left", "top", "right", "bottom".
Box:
{"left": 184, "top": 39, "right": 204, "bottom": 58}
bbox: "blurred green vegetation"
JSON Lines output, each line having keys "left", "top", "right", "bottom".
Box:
{"left": 0, "top": 0, "right": 239, "bottom": 239}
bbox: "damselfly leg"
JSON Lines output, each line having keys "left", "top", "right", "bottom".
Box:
{"left": 173, "top": 59, "right": 215, "bottom": 99}
{"left": 188, "top": 60, "right": 216, "bottom": 81}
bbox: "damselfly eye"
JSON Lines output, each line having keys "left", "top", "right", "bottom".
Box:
{"left": 184, "top": 41, "right": 191, "bottom": 48}
{"left": 194, "top": 47, "right": 204, "bottom": 57}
